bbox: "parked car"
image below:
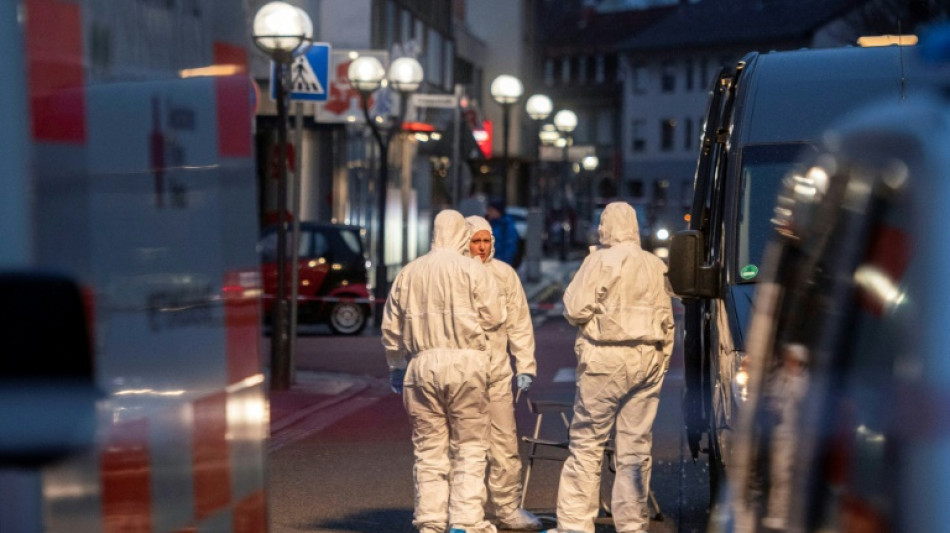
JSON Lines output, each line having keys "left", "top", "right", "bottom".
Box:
{"left": 259, "top": 223, "right": 370, "bottom": 335}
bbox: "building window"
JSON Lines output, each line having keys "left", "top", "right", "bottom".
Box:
{"left": 684, "top": 58, "right": 694, "bottom": 91}
{"left": 596, "top": 110, "right": 613, "bottom": 146}
{"left": 628, "top": 180, "right": 644, "bottom": 198}
{"left": 699, "top": 56, "right": 709, "bottom": 89}
{"left": 661, "top": 61, "right": 675, "bottom": 93}
{"left": 632, "top": 119, "right": 646, "bottom": 152}
{"left": 680, "top": 179, "right": 694, "bottom": 208}
{"left": 578, "top": 55, "right": 588, "bottom": 84}
{"left": 653, "top": 179, "right": 670, "bottom": 206}
{"left": 544, "top": 58, "right": 555, "bottom": 86}
{"left": 604, "top": 54, "right": 617, "bottom": 83}
{"left": 631, "top": 61, "right": 647, "bottom": 94}
{"left": 574, "top": 111, "right": 590, "bottom": 144}
{"left": 400, "top": 8, "right": 411, "bottom": 41}
{"left": 586, "top": 55, "right": 596, "bottom": 83}
{"left": 660, "top": 118, "right": 676, "bottom": 151}
{"left": 561, "top": 56, "right": 571, "bottom": 84}
{"left": 595, "top": 54, "right": 605, "bottom": 83}
{"left": 683, "top": 117, "right": 693, "bottom": 151}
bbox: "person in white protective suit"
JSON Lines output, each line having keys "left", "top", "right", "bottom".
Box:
{"left": 546, "top": 201, "right": 675, "bottom": 533}
{"left": 382, "top": 209, "right": 506, "bottom": 533}
{"left": 465, "top": 216, "right": 543, "bottom": 531}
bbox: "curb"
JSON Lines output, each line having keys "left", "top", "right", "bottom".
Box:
{"left": 270, "top": 375, "right": 374, "bottom": 434}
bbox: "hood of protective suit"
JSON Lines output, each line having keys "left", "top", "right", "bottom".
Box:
{"left": 465, "top": 215, "right": 495, "bottom": 262}
{"left": 598, "top": 201, "right": 641, "bottom": 247}
{"left": 431, "top": 209, "right": 471, "bottom": 254}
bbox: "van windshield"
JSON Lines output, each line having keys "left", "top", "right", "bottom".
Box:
{"left": 737, "top": 143, "right": 815, "bottom": 282}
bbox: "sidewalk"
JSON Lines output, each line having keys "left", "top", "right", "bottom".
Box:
{"left": 268, "top": 371, "right": 378, "bottom": 452}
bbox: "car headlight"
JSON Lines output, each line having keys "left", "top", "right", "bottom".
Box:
{"left": 655, "top": 227, "right": 670, "bottom": 241}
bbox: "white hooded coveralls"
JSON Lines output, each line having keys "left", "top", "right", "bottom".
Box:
{"left": 465, "top": 216, "right": 537, "bottom": 519}
{"left": 382, "top": 209, "right": 505, "bottom": 533}
{"left": 555, "top": 202, "right": 675, "bottom": 533}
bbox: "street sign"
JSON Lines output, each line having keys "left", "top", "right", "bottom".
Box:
{"left": 270, "top": 43, "right": 331, "bottom": 102}
{"left": 410, "top": 93, "right": 459, "bottom": 109}
{"left": 315, "top": 49, "right": 390, "bottom": 124}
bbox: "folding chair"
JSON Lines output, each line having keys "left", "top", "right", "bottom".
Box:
{"left": 520, "top": 397, "right": 573, "bottom": 510}
{"left": 519, "top": 396, "right": 664, "bottom": 523}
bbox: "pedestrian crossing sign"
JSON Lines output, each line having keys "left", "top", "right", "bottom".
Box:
{"left": 270, "top": 43, "right": 331, "bottom": 102}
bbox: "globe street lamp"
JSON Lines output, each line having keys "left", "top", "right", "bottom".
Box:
{"left": 490, "top": 74, "right": 524, "bottom": 205}
{"left": 252, "top": 1, "right": 312, "bottom": 391}
{"left": 348, "top": 55, "right": 423, "bottom": 327}
{"left": 553, "top": 109, "right": 577, "bottom": 262}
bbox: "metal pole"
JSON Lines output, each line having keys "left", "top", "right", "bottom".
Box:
{"left": 288, "top": 101, "right": 304, "bottom": 382}
{"left": 271, "top": 60, "right": 291, "bottom": 391}
{"left": 360, "top": 93, "right": 389, "bottom": 328}
{"left": 559, "top": 139, "right": 569, "bottom": 262}
{"left": 451, "top": 84, "right": 462, "bottom": 208}
{"left": 501, "top": 103, "right": 511, "bottom": 205}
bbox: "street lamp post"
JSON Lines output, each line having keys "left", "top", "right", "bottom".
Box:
{"left": 525, "top": 94, "right": 553, "bottom": 209}
{"left": 523, "top": 94, "right": 552, "bottom": 281}
{"left": 490, "top": 75, "right": 524, "bottom": 205}
{"left": 582, "top": 155, "right": 600, "bottom": 229}
{"left": 553, "top": 109, "right": 577, "bottom": 262}
{"left": 252, "top": 1, "right": 312, "bottom": 391}
{"left": 348, "top": 55, "right": 423, "bottom": 328}
{"left": 538, "top": 122, "right": 560, "bottom": 215}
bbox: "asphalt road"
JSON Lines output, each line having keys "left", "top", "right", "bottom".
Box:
{"left": 266, "top": 314, "right": 710, "bottom": 533}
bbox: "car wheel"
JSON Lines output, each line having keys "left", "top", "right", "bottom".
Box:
{"left": 328, "top": 302, "right": 367, "bottom": 335}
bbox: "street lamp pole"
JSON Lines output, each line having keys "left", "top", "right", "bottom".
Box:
{"left": 553, "top": 109, "right": 577, "bottom": 262}
{"left": 582, "top": 155, "right": 600, "bottom": 229}
{"left": 348, "top": 55, "right": 423, "bottom": 327}
{"left": 523, "top": 94, "right": 552, "bottom": 281}
{"left": 490, "top": 75, "right": 523, "bottom": 206}
{"left": 252, "top": 1, "right": 312, "bottom": 391}
{"left": 525, "top": 94, "right": 553, "bottom": 208}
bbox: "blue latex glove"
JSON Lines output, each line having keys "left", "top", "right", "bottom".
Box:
{"left": 516, "top": 374, "right": 533, "bottom": 392}
{"left": 390, "top": 368, "right": 406, "bottom": 394}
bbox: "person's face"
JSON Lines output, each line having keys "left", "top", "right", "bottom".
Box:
{"left": 469, "top": 230, "right": 492, "bottom": 262}
{"left": 486, "top": 206, "right": 501, "bottom": 220}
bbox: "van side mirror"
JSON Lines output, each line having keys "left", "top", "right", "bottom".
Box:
{"left": 668, "top": 230, "right": 720, "bottom": 298}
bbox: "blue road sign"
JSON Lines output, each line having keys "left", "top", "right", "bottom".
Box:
{"left": 270, "top": 43, "right": 331, "bottom": 102}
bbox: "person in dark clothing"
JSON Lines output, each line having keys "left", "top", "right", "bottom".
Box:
{"left": 486, "top": 199, "right": 520, "bottom": 267}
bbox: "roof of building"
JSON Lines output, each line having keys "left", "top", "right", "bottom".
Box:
{"left": 542, "top": 4, "right": 677, "bottom": 54}
{"left": 619, "top": 0, "right": 870, "bottom": 52}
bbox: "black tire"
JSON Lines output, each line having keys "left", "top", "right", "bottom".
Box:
{"left": 327, "top": 302, "right": 367, "bottom": 335}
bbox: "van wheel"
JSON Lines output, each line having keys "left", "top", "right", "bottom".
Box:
{"left": 328, "top": 302, "right": 367, "bottom": 335}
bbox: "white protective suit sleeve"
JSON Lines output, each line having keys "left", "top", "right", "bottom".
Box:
{"left": 382, "top": 210, "right": 504, "bottom": 370}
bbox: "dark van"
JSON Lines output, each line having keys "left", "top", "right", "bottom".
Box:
{"left": 259, "top": 223, "right": 370, "bottom": 335}
{"left": 722, "top": 43, "right": 950, "bottom": 531}
{"left": 666, "top": 44, "right": 922, "bottom": 498}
